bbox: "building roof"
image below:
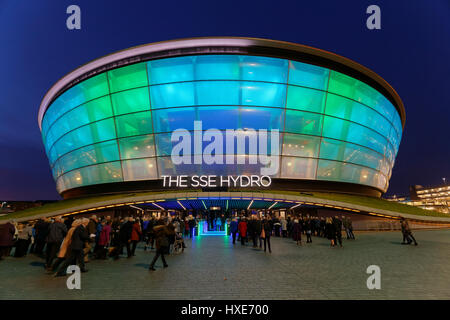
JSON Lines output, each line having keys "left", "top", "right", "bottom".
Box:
{"left": 38, "top": 37, "right": 405, "bottom": 130}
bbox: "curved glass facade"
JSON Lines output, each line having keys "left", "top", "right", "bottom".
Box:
{"left": 40, "top": 55, "right": 402, "bottom": 194}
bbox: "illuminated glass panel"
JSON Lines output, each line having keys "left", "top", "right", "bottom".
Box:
{"left": 282, "top": 134, "right": 320, "bottom": 158}
{"left": 150, "top": 82, "right": 195, "bottom": 109}
{"left": 240, "top": 56, "right": 288, "bottom": 83}
{"left": 148, "top": 56, "right": 195, "bottom": 84}
{"left": 108, "top": 62, "right": 148, "bottom": 93}
{"left": 317, "top": 159, "right": 380, "bottom": 186}
{"left": 286, "top": 86, "right": 326, "bottom": 113}
{"left": 115, "top": 111, "right": 153, "bottom": 138}
{"left": 325, "top": 93, "right": 391, "bottom": 139}
{"left": 241, "top": 82, "right": 286, "bottom": 107}
{"left": 119, "top": 134, "right": 155, "bottom": 159}
{"left": 195, "top": 81, "right": 240, "bottom": 105}
{"left": 44, "top": 73, "right": 109, "bottom": 129}
{"left": 284, "top": 110, "right": 323, "bottom": 136}
{"left": 288, "top": 61, "right": 329, "bottom": 90}
{"left": 319, "top": 138, "right": 387, "bottom": 174}
{"left": 195, "top": 55, "right": 241, "bottom": 80}
{"left": 111, "top": 87, "right": 150, "bottom": 116}
{"left": 153, "top": 107, "right": 196, "bottom": 133}
{"left": 55, "top": 140, "right": 120, "bottom": 176}
{"left": 328, "top": 71, "right": 396, "bottom": 123}
{"left": 50, "top": 118, "right": 116, "bottom": 163}
{"left": 321, "top": 116, "right": 387, "bottom": 155}
{"left": 280, "top": 157, "right": 317, "bottom": 179}
{"left": 58, "top": 161, "right": 122, "bottom": 190}
{"left": 122, "top": 158, "right": 158, "bottom": 181}
{"left": 46, "top": 96, "right": 113, "bottom": 147}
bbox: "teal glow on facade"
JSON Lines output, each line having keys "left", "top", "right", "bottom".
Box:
{"left": 40, "top": 54, "right": 403, "bottom": 194}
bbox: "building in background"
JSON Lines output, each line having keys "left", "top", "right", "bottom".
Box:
{"left": 386, "top": 183, "right": 450, "bottom": 214}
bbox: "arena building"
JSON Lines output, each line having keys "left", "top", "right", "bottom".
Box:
{"left": 28, "top": 37, "right": 436, "bottom": 226}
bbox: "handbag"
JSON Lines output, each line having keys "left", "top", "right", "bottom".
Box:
{"left": 260, "top": 228, "right": 265, "bottom": 239}
{"left": 159, "top": 236, "right": 169, "bottom": 248}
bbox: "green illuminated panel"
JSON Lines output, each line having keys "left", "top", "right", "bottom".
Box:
{"left": 108, "top": 62, "right": 148, "bottom": 93}
{"left": 286, "top": 86, "right": 326, "bottom": 113}
{"left": 111, "top": 87, "right": 150, "bottom": 115}
{"left": 115, "top": 111, "right": 153, "bottom": 138}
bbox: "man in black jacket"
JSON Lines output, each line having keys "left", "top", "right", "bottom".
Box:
{"left": 45, "top": 216, "right": 67, "bottom": 270}
{"left": 55, "top": 218, "right": 90, "bottom": 276}
{"left": 332, "top": 216, "right": 343, "bottom": 248}
{"left": 34, "top": 218, "right": 50, "bottom": 255}
{"left": 113, "top": 217, "right": 133, "bottom": 259}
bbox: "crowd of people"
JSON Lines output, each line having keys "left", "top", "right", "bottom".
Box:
{"left": 0, "top": 212, "right": 419, "bottom": 274}
{"left": 228, "top": 214, "right": 356, "bottom": 251}
{"left": 0, "top": 214, "right": 193, "bottom": 274}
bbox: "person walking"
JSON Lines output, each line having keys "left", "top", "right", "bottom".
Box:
{"left": 188, "top": 217, "right": 196, "bottom": 238}
{"left": 261, "top": 218, "right": 272, "bottom": 253}
{"left": 280, "top": 217, "right": 287, "bottom": 238}
{"left": 34, "top": 218, "right": 50, "bottom": 256}
{"left": 238, "top": 218, "right": 248, "bottom": 246}
{"left": 114, "top": 217, "right": 133, "bottom": 259}
{"left": 130, "top": 218, "right": 142, "bottom": 256}
{"left": 85, "top": 215, "right": 98, "bottom": 262}
{"left": 45, "top": 216, "right": 67, "bottom": 270}
{"left": 149, "top": 221, "right": 169, "bottom": 270}
{"left": 325, "top": 217, "right": 336, "bottom": 247}
{"left": 401, "top": 218, "right": 418, "bottom": 245}
{"left": 0, "top": 220, "right": 15, "bottom": 260}
{"left": 292, "top": 219, "right": 302, "bottom": 245}
{"left": 247, "top": 216, "right": 257, "bottom": 248}
{"left": 51, "top": 219, "right": 81, "bottom": 273}
{"left": 97, "top": 220, "right": 111, "bottom": 259}
{"left": 347, "top": 217, "right": 355, "bottom": 240}
{"left": 166, "top": 222, "right": 176, "bottom": 254}
{"left": 305, "top": 218, "right": 313, "bottom": 243}
{"left": 55, "top": 218, "right": 90, "bottom": 276}
{"left": 230, "top": 218, "right": 238, "bottom": 244}
{"left": 332, "top": 216, "right": 343, "bottom": 247}
{"left": 14, "top": 223, "right": 33, "bottom": 257}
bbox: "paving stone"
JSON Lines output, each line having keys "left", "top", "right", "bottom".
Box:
{"left": 0, "top": 229, "right": 449, "bottom": 299}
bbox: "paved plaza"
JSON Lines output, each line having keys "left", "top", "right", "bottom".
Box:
{"left": 1, "top": 229, "right": 450, "bottom": 300}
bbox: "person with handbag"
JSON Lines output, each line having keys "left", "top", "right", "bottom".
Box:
{"left": 149, "top": 221, "right": 169, "bottom": 271}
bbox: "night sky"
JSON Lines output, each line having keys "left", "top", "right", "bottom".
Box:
{"left": 0, "top": 0, "right": 449, "bottom": 201}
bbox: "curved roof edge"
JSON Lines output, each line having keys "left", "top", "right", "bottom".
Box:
{"left": 1, "top": 191, "right": 448, "bottom": 225}
{"left": 38, "top": 37, "right": 406, "bottom": 130}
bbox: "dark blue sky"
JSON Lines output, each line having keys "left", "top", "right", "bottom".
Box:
{"left": 0, "top": 0, "right": 449, "bottom": 200}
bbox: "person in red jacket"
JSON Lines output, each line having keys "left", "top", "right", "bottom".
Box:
{"left": 238, "top": 218, "right": 248, "bottom": 246}
{"left": 97, "top": 220, "right": 111, "bottom": 259}
{"left": 130, "top": 218, "right": 142, "bottom": 256}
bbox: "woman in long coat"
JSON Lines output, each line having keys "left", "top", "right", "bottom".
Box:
{"left": 51, "top": 219, "right": 81, "bottom": 272}
{"left": 325, "top": 217, "right": 336, "bottom": 247}
{"left": 0, "top": 221, "right": 15, "bottom": 259}
{"left": 292, "top": 219, "right": 302, "bottom": 245}
{"left": 238, "top": 218, "right": 247, "bottom": 245}
{"left": 130, "top": 220, "right": 142, "bottom": 256}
